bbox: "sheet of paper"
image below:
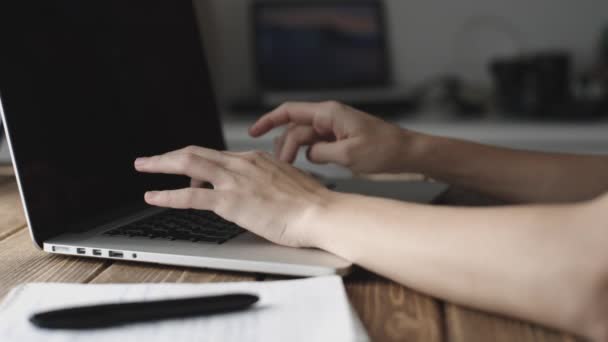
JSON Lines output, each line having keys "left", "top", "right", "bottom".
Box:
{"left": 0, "top": 276, "right": 368, "bottom": 342}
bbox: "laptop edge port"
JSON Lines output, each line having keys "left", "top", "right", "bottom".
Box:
{"left": 92, "top": 249, "right": 102, "bottom": 256}
{"left": 76, "top": 248, "right": 86, "bottom": 255}
{"left": 109, "top": 251, "right": 124, "bottom": 258}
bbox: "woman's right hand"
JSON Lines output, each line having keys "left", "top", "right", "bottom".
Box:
{"left": 249, "top": 101, "right": 424, "bottom": 174}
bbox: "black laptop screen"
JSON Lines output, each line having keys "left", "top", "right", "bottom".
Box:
{"left": 0, "top": 1, "right": 225, "bottom": 246}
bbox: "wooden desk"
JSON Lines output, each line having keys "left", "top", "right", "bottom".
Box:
{"left": 0, "top": 176, "right": 580, "bottom": 342}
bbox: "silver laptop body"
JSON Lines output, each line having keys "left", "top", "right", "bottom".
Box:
{"left": 0, "top": 0, "right": 444, "bottom": 277}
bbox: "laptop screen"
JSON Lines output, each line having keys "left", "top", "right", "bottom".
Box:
{"left": 0, "top": 0, "right": 225, "bottom": 246}
{"left": 253, "top": 1, "right": 390, "bottom": 90}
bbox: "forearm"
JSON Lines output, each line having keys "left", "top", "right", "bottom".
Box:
{"left": 403, "top": 131, "right": 608, "bottom": 203}
{"left": 310, "top": 192, "right": 608, "bottom": 339}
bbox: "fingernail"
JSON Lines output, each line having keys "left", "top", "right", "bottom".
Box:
{"left": 145, "top": 191, "right": 159, "bottom": 201}
{"left": 135, "top": 157, "right": 148, "bottom": 167}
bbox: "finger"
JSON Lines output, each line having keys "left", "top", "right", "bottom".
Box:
{"left": 280, "top": 125, "right": 319, "bottom": 163}
{"left": 163, "top": 145, "right": 228, "bottom": 166}
{"left": 273, "top": 136, "right": 282, "bottom": 159}
{"left": 190, "top": 179, "right": 204, "bottom": 188}
{"left": 135, "top": 153, "right": 225, "bottom": 185}
{"left": 145, "top": 188, "right": 221, "bottom": 210}
{"left": 273, "top": 124, "right": 292, "bottom": 159}
{"left": 307, "top": 140, "right": 355, "bottom": 166}
{"left": 249, "top": 101, "right": 328, "bottom": 137}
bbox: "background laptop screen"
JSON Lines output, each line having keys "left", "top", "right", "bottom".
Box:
{"left": 0, "top": 1, "right": 225, "bottom": 245}
{"left": 254, "top": 1, "right": 390, "bottom": 90}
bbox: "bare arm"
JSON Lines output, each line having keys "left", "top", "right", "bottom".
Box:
{"left": 135, "top": 147, "right": 608, "bottom": 340}
{"left": 310, "top": 191, "right": 608, "bottom": 340}
{"left": 408, "top": 134, "right": 608, "bottom": 203}
{"left": 250, "top": 101, "right": 608, "bottom": 203}
{"left": 133, "top": 101, "right": 608, "bottom": 339}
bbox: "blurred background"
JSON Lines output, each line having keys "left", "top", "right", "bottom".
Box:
{"left": 2, "top": 0, "right": 608, "bottom": 178}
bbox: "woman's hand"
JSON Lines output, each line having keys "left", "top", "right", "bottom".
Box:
{"left": 134, "top": 146, "right": 332, "bottom": 248}
{"left": 249, "top": 101, "right": 421, "bottom": 174}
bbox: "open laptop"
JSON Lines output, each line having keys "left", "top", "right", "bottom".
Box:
{"left": 0, "top": 121, "right": 8, "bottom": 164}
{"left": 0, "top": 0, "right": 445, "bottom": 277}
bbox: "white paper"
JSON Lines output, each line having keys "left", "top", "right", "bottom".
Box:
{"left": 0, "top": 276, "right": 369, "bottom": 342}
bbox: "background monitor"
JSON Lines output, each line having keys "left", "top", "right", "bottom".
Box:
{"left": 253, "top": 0, "right": 391, "bottom": 91}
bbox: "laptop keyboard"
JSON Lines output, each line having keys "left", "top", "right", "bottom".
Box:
{"left": 103, "top": 209, "right": 245, "bottom": 244}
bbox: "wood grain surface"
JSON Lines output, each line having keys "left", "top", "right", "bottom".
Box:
{"left": 344, "top": 269, "right": 443, "bottom": 342}
{"left": 0, "top": 180, "right": 26, "bottom": 240}
{"left": 0, "top": 178, "right": 581, "bottom": 341}
{"left": 445, "top": 305, "right": 579, "bottom": 342}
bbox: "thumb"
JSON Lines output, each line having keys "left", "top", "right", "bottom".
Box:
{"left": 307, "top": 140, "right": 353, "bottom": 166}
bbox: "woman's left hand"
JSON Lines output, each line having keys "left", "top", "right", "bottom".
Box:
{"left": 134, "top": 146, "right": 332, "bottom": 248}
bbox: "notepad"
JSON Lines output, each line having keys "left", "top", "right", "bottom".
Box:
{"left": 0, "top": 276, "right": 369, "bottom": 342}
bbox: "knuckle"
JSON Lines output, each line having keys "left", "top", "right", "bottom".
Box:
{"left": 214, "top": 192, "right": 234, "bottom": 215}
{"left": 322, "top": 100, "right": 343, "bottom": 112}
{"left": 275, "top": 102, "right": 291, "bottom": 114}
{"left": 182, "top": 145, "right": 199, "bottom": 154}
{"left": 340, "top": 145, "right": 357, "bottom": 167}
{"left": 219, "top": 173, "right": 237, "bottom": 187}
{"left": 233, "top": 157, "right": 251, "bottom": 169}
{"left": 252, "top": 150, "right": 272, "bottom": 162}
{"left": 286, "top": 122, "right": 299, "bottom": 132}
{"left": 243, "top": 150, "right": 265, "bottom": 163}
{"left": 177, "top": 153, "right": 198, "bottom": 171}
{"left": 280, "top": 101, "right": 294, "bottom": 109}
{"left": 242, "top": 152, "right": 257, "bottom": 162}
{"left": 179, "top": 189, "right": 196, "bottom": 207}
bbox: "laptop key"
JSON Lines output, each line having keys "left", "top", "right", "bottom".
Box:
{"left": 103, "top": 209, "right": 245, "bottom": 244}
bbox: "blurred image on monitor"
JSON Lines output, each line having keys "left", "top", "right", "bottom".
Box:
{"left": 253, "top": 1, "right": 390, "bottom": 90}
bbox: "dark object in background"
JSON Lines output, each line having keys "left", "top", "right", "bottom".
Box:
{"left": 581, "top": 24, "right": 608, "bottom": 112}
{"left": 600, "top": 25, "right": 608, "bottom": 64}
{"left": 442, "top": 77, "right": 486, "bottom": 117}
{"left": 229, "top": 94, "right": 419, "bottom": 118}
{"left": 252, "top": 0, "right": 390, "bottom": 90}
{"left": 490, "top": 52, "right": 573, "bottom": 118}
{"left": 234, "top": 0, "right": 418, "bottom": 117}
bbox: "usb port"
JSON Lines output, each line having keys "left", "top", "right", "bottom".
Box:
{"left": 52, "top": 246, "right": 70, "bottom": 253}
{"left": 109, "top": 251, "right": 124, "bottom": 258}
{"left": 76, "top": 248, "right": 86, "bottom": 255}
{"left": 92, "top": 249, "right": 102, "bottom": 256}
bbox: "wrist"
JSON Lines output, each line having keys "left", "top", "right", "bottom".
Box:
{"left": 296, "top": 188, "right": 345, "bottom": 249}
{"left": 396, "top": 129, "right": 438, "bottom": 174}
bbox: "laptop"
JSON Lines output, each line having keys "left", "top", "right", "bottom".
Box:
{"left": 0, "top": 120, "right": 9, "bottom": 164}
{"left": 0, "top": 0, "right": 445, "bottom": 277}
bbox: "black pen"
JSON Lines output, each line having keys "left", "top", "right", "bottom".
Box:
{"left": 30, "top": 293, "right": 259, "bottom": 330}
